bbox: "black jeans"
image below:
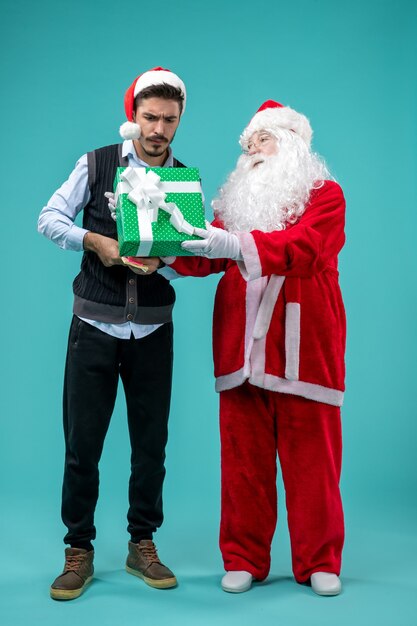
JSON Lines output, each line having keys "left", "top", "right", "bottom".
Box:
{"left": 61, "top": 316, "right": 173, "bottom": 547}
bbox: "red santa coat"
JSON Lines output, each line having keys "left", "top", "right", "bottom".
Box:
{"left": 169, "top": 180, "right": 346, "bottom": 407}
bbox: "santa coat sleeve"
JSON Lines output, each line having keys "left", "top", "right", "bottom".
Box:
{"left": 235, "top": 181, "right": 345, "bottom": 281}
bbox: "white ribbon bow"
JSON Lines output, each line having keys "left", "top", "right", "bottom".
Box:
{"left": 119, "top": 167, "right": 196, "bottom": 256}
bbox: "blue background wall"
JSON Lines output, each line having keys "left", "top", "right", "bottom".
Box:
{"left": 1, "top": 0, "right": 416, "bottom": 624}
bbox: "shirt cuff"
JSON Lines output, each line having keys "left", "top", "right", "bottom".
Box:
{"left": 157, "top": 265, "right": 183, "bottom": 281}
{"left": 64, "top": 224, "right": 89, "bottom": 251}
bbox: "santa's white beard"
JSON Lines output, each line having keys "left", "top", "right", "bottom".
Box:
{"left": 213, "top": 133, "right": 330, "bottom": 233}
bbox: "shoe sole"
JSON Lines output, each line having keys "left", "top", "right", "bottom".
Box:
{"left": 311, "top": 588, "right": 341, "bottom": 596}
{"left": 50, "top": 576, "right": 93, "bottom": 601}
{"left": 221, "top": 582, "right": 252, "bottom": 593}
{"left": 126, "top": 565, "right": 177, "bottom": 589}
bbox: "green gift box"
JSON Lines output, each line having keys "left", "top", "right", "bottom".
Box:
{"left": 113, "top": 166, "right": 205, "bottom": 257}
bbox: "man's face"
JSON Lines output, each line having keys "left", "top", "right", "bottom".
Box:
{"left": 133, "top": 97, "right": 181, "bottom": 160}
{"left": 246, "top": 131, "right": 278, "bottom": 166}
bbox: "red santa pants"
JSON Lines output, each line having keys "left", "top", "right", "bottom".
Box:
{"left": 219, "top": 382, "right": 344, "bottom": 583}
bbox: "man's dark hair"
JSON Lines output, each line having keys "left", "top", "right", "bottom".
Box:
{"left": 134, "top": 83, "right": 184, "bottom": 115}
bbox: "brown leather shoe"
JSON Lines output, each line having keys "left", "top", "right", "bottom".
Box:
{"left": 50, "top": 548, "right": 94, "bottom": 600}
{"left": 126, "top": 540, "right": 177, "bottom": 589}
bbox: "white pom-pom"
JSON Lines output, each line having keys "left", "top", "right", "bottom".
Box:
{"left": 119, "top": 121, "right": 141, "bottom": 140}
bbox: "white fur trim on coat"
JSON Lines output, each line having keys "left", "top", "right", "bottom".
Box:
{"left": 285, "top": 303, "right": 301, "bottom": 380}
{"left": 215, "top": 370, "right": 344, "bottom": 407}
{"left": 252, "top": 275, "right": 285, "bottom": 340}
{"left": 236, "top": 232, "right": 262, "bottom": 281}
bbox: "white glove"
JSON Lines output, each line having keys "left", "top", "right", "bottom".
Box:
{"left": 181, "top": 224, "right": 242, "bottom": 260}
{"left": 104, "top": 191, "right": 116, "bottom": 221}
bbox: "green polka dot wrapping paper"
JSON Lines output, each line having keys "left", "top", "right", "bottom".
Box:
{"left": 113, "top": 167, "right": 206, "bottom": 257}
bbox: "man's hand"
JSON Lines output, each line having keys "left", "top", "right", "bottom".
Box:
{"left": 83, "top": 232, "right": 123, "bottom": 267}
{"left": 181, "top": 225, "right": 242, "bottom": 260}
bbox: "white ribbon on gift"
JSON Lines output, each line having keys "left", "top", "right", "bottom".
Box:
{"left": 114, "top": 167, "right": 200, "bottom": 256}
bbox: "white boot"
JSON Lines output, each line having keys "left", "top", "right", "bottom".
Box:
{"left": 310, "top": 572, "right": 342, "bottom": 596}
{"left": 221, "top": 571, "right": 253, "bottom": 593}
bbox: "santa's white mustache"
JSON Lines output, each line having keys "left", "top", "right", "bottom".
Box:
{"left": 244, "top": 154, "right": 266, "bottom": 168}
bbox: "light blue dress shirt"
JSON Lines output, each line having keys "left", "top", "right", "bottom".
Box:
{"left": 38, "top": 140, "right": 174, "bottom": 339}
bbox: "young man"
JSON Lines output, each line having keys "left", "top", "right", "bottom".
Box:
{"left": 165, "top": 100, "right": 346, "bottom": 596}
{"left": 38, "top": 67, "right": 187, "bottom": 600}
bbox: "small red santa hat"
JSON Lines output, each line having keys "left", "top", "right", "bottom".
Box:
{"left": 239, "top": 100, "right": 312, "bottom": 149}
{"left": 119, "top": 67, "right": 186, "bottom": 140}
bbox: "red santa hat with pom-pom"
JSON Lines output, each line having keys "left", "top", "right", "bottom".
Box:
{"left": 119, "top": 67, "right": 187, "bottom": 140}
{"left": 239, "top": 100, "right": 313, "bottom": 149}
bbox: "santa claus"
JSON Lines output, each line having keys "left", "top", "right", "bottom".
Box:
{"left": 164, "top": 100, "right": 346, "bottom": 596}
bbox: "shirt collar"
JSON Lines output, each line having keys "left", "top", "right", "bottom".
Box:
{"left": 122, "top": 140, "right": 174, "bottom": 167}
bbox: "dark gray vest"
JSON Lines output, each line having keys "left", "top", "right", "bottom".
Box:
{"left": 72, "top": 143, "right": 185, "bottom": 324}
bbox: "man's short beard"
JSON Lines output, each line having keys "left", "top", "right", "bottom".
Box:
{"left": 212, "top": 129, "right": 330, "bottom": 233}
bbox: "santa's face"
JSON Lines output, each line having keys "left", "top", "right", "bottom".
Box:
{"left": 212, "top": 128, "right": 328, "bottom": 233}
{"left": 246, "top": 131, "right": 278, "bottom": 167}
